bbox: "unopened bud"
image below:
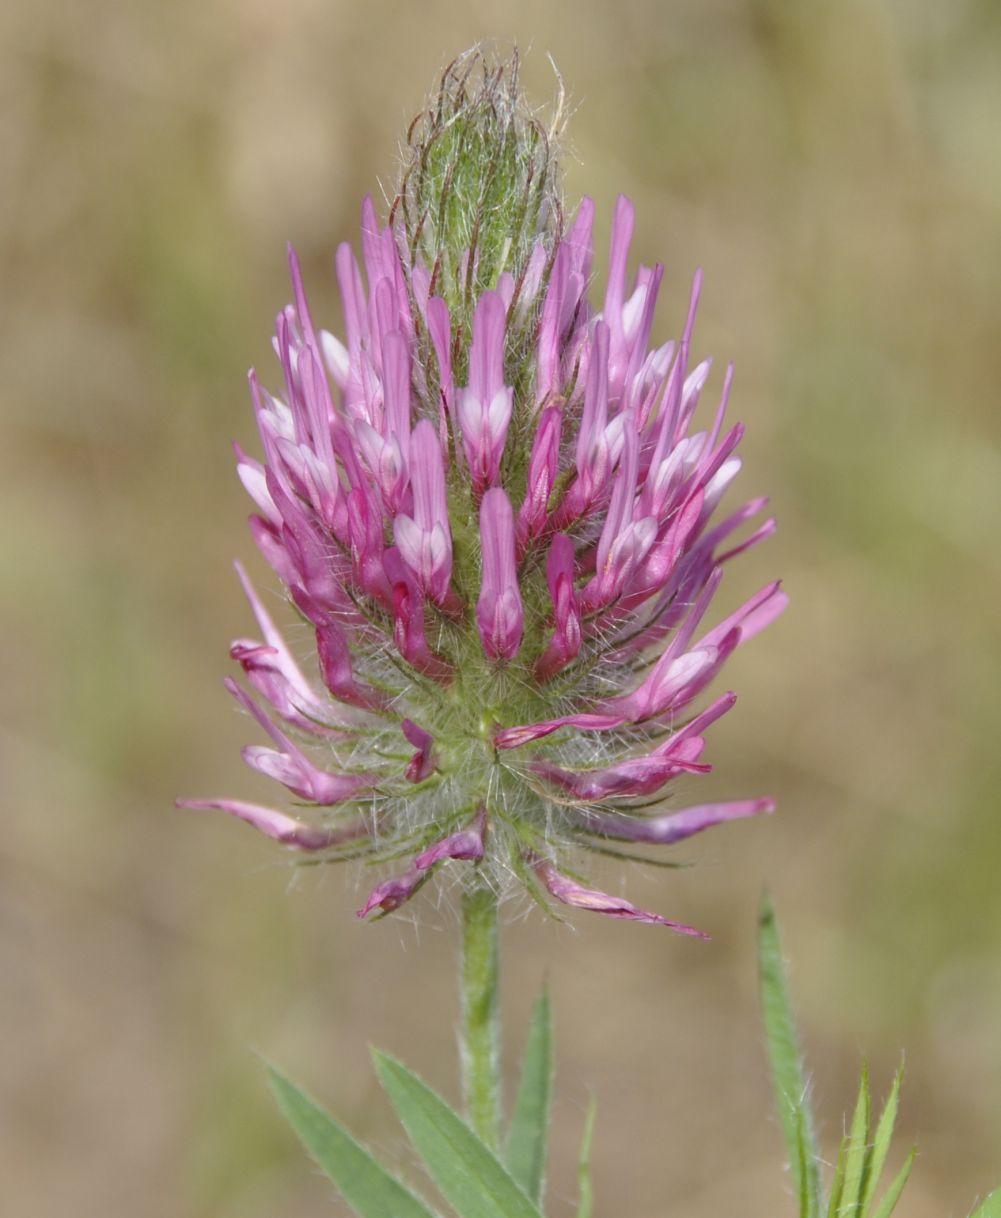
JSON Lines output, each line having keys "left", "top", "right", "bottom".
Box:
{"left": 393, "top": 47, "right": 564, "bottom": 341}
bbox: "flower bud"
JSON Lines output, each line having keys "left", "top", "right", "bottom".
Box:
{"left": 393, "top": 48, "right": 563, "bottom": 337}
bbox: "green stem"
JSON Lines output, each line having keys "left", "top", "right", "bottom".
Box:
{"left": 460, "top": 880, "right": 501, "bottom": 1148}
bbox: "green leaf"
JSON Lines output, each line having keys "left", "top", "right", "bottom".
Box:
{"left": 828, "top": 1136, "right": 851, "bottom": 1218}
{"left": 860, "top": 1061, "right": 904, "bottom": 1215}
{"left": 267, "top": 1065, "right": 437, "bottom": 1218}
{"left": 759, "top": 894, "right": 822, "bottom": 1218}
{"left": 828, "top": 1065, "right": 872, "bottom": 1218}
{"left": 869, "top": 1147, "right": 915, "bottom": 1218}
{"left": 794, "top": 1109, "right": 813, "bottom": 1218}
{"left": 576, "top": 1095, "right": 598, "bottom": 1218}
{"left": 968, "top": 1188, "right": 1001, "bottom": 1218}
{"left": 373, "top": 1050, "right": 546, "bottom": 1218}
{"left": 835, "top": 1061, "right": 872, "bottom": 1216}
{"left": 505, "top": 985, "right": 553, "bottom": 1204}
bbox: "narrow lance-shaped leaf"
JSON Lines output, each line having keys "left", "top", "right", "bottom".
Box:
{"left": 828, "top": 1136, "right": 851, "bottom": 1218}
{"left": 870, "top": 1148, "right": 916, "bottom": 1218}
{"left": 576, "top": 1095, "right": 598, "bottom": 1218}
{"left": 796, "top": 1108, "right": 817, "bottom": 1218}
{"left": 373, "top": 1050, "right": 546, "bottom": 1218}
{"left": 828, "top": 1069, "right": 873, "bottom": 1218}
{"left": 267, "top": 1065, "right": 438, "bottom": 1218}
{"left": 860, "top": 1060, "right": 904, "bottom": 1215}
{"left": 506, "top": 984, "right": 553, "bottom": 1204}
{"left": 758, "top": 894, "right": 822, "bottom": 1218}
{"left": 833, "top": 1061, "right": 872, "bottom": 1216}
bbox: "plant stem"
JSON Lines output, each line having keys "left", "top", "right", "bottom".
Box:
{"left": 460, "top": 880, "right": 501, "bottom": 1148}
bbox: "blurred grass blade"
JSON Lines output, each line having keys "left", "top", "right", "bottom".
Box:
{"left": 576, "top": 1095, "right": 598, "bottom": 1218}
{"left": 860, "top": 1061, "right": 904, "bottom": 1215}
{"left": 759, "top": 894, "right": 822, "bottom": 1217}
{"left": 835, "top": 1061, "right": 872, "bottom": 1215}
{"left": 505, "top": 984, "right": 553, "bottom": 1204}
{"left": 373, "top": 1050, "right": 545, "bottom": 1218}
{"left": 869, "top": 1148, "right": 916, "bottom": 1218}
{"left": 968, "top": 1189, "right": 1001, "bottom": 1218}
{"left": 267, "top": 1065, "right": 437, "bottom": 1218}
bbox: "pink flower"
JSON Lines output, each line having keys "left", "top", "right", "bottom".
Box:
{"left": 180, "top": 72, "right": 784, "bottom": 935}
{"left": 393, "top": 419, "right": 453, "bottom": 605}
{"left": 476, "top": 488, "right": 523, "bottom": 662}
{"left": 535, "top": 534, "right": 581, "bottom": 682}
{"left": 457, "top": 293, "right": 513, "bottom": 492}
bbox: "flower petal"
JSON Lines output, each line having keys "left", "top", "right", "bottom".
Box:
{"left": 414, "top": 806, "right": 487, "bottom": 870}
{"left": 476, "top": 488, "right": 523, "bottom": 661}
{"left": 356, "top": 869, "right": 428, "bottom": 918}
{"left": 535, "top": 860, "right": 708, "bottom": 938}
{"left": 579, "top": 797, "right": 775, "bottom": 843}
{"left": 177, "top": 798, "right": 364, "bottom": 851}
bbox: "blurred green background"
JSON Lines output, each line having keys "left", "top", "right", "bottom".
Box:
{"left": 3, "top": 0, "right": 1000, "bottom": 1214}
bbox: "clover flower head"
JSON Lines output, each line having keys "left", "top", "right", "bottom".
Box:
{"left": 180, "top": 50, "right": 786, "bottom": 934}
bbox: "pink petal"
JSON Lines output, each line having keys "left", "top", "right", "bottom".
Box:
{"left": 177, "top": 798, "right": 363, "bottom": 851}
{"left": 226, "top": 678, "right": 375, "bottom": 804}
{"left": 356, "top": 869, "right": 427, "bottom": 918}
{"left": 476, "top": 488, "right": 523, "bottom": 661}
{"left": 457, "top": 292, "right": 512, "bottom": 489}
{"left": 517, "top": 405, "right": 562, "bottom": 550}
{"left": 696, "top": 581, "right": 788, "bottom": 650}
{"left": 414, "top": 807, "right": 487, "bottom": 870}
{"left": 581, "top": 797, "right": 775, "bottom": 843}
{"left": 392, "top": 419, "right": 453, "bottom": 603}
{"left": 401, "top": 718, "right": 435, "bottom": 783}
{"left": 535, "top": 860, "right": 708, "bottom": 938}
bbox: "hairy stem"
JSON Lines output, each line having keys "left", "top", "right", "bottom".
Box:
{"left": 460, "top": 880, "right": 501, "bottom": 1147}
